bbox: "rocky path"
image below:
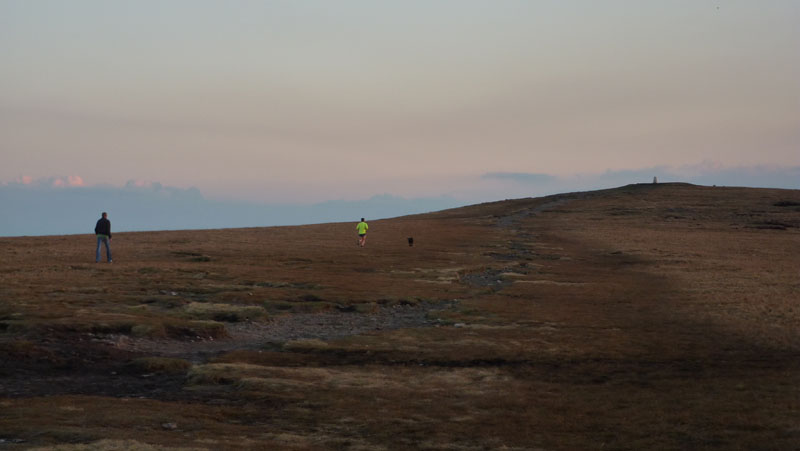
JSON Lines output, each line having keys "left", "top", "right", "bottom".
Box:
{"left": 115, "top": 301, "right": 456, "bottom": 363}
{"left": 1, "top": 302, "right": 458, "bottom": 400}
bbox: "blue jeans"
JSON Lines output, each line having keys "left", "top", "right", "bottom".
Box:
{"left": 96, "top": 236, "right": 112, "bottom": 262}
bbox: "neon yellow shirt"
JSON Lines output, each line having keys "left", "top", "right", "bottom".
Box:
{"left": 356, "top": 222, "right": 368, "bottom": 234}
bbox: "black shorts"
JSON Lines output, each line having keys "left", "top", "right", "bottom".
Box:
{"left": 358, "top": 233, "right": 366, "bottom": 237}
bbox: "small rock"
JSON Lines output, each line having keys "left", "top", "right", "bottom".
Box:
{"left": 454, "top": 323, "right": 466, "bottom": 328}
{"left": 162, "top": 423, "right": 178, "bottom": 430}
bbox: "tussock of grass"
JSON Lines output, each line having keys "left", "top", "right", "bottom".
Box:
{"left": 24, "top": 314, "right": 230, "bottom": 340}
{"left": 171, "top": 251, "right": 212, "bottom": 262}
{"left": 236, "top": 376, "right": 315, "bottom": 391}
{"left": 0, "top": 340, "right": 61, "bottom": 365}
{"left": 188, "top": 362, "right": 510, "bottom": 396}
{"left": 45, "top": 319, "right": 137, "bottom": 335}
{"left": 28, "top": 439, "right": 208, "bottom": 450}
{"left": 262, "top": 300, "right": 335, "bottom": 314}
{"left": 140, "top": 296, "right": 187, "bottom": 309}
{"left": 84, "top": 317, "right": 226, "bottom": 339}
{"left": 0, "top": 339, "right": 38, "bottom": 354}
{"left": 131, "top": 323, "right": 165, "bottom": 337}
{"left": 0, "top": 301, "right": 15, "bottom": 320}
{"left": 377, "top": 296, "right": 423, "bottom": 307}
{"left": 127, "top": 357, "right": 192, "bottom": 374}
{"left": 297, "top": 293, "right": 324, "bottom": 302}
{"left": 0, "top": 319, "right": 27, "bottom": 333}
{"left": 183, "top": 302, "right": 266, "bottom": 322}
{"left": 210, "top": 350, "right": 306, "bottom": 366}
{"left": 283, "top": 339, "right": 329, "bottom": 351}
{"left": 351, "top": 302, "right": 379, "bottom": 313}
{"left": 186, "top": 362, "right": 270, "bottom": 385}
{"left": 128, "top": 318, "right": 228, "bottom": 339}
{"left": 165, "top": 320, "right": 227, "bottom": 339}
{"left": 25, "top": 429, "right": 99, "bottom": 448}
{"left": 425, "top": 307, "right": 495, "bottom": 326}
{"left": 256, "top": 281, "right": 322, "bottom": 290}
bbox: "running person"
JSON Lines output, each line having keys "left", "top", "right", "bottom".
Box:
{"left": 356, "top": 218, "right": 368, "bottom": 247}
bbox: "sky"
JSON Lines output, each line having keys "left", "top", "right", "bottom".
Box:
{"left": 1, "top": 1, "right": 799, "bottom": 234}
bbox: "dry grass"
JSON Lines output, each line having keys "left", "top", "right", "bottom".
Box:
{"left": 1, "top": 184, "right": 799, "bottom": 450}
{"left": 126, "top": 357, "right": 192, "bottom": 374}
{"left": 28, "top": 439, "right": 208, "bottom": 451}
{"left": 182, "top": 302, "right": 266, "bottom": 322}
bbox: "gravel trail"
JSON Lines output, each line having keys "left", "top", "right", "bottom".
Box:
{"left": 117, "top": 301, "right": 456, "bottom": 362}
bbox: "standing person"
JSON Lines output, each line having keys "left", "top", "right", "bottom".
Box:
{"left": 94, "top": 212, "right": 112, "bottom": 263}
{"left": 356, "top": 218, "right": 369, "bottom": 247}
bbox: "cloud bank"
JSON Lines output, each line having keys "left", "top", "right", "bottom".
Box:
{"left": 0, "top": 178, "right": 462, "bottom": 237}
{"left": 5, "top": 175, "right": 86, "bottom": 188}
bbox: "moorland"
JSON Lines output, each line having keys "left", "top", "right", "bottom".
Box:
{"left": 1, "top": 183, "right": 798, "bottom": 450}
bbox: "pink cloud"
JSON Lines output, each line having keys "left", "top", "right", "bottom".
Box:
{"left": 5, "top": 175, "right": 87, "bottom": 188}
{"left": 50, "top": 175, "right": 85, "bottom": 187}
{"left": 128, "top": 179, "right": 151, "bottom": 188}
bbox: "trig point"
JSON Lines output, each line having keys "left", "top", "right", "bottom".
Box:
{"left": 653, "top": 176, "right": 658, "bottom": 184}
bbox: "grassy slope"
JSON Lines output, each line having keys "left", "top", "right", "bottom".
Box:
{"left": 1, "top": 183, "right": 799, "bottom": 450}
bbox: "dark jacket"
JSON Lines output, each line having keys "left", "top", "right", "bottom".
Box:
{"left": 94, "top": 218, "right": 111, "bottom": 238}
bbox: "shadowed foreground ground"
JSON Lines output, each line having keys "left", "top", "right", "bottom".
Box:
{"left": 1, "top": 183, "right": 799, "bottom": 450}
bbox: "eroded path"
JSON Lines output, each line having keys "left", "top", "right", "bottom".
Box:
{"left": 116, "top": 301, "right": 455, "bottom": 362}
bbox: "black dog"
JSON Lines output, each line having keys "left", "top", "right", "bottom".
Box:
{"left": 407, "top": 237, "right": 414, "bottom": 247}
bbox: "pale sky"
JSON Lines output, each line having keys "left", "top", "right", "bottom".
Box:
{"left": 1, "top": 1, "right": 798, "bottom": 203}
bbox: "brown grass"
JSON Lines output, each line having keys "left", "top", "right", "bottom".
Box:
{"left": 126, "top": 357, "right": 192, "bottom": 375}
{"left": 1, "top": 183, "right": 799, "bottom": 449}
